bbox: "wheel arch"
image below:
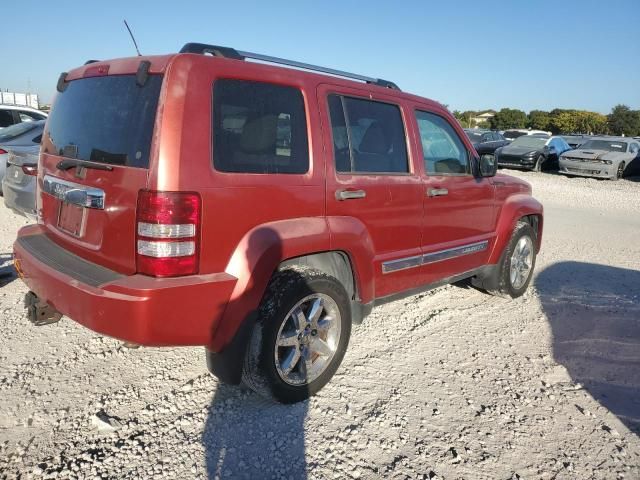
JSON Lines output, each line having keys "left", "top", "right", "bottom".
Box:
{"left": 489, "top": 194, "right": 543, "bottom": 264}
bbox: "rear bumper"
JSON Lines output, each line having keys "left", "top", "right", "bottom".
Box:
{"left": 13, "top": 225, "right": 237, "bottom": 346}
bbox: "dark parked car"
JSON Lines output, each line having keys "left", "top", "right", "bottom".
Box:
{"left": 464, "top": 129, "right": 509, "bottom": 160}
{"left": 495, "top": 135, "right": 571, "bottom": 171}
{"left": 0, "top": 120, "right": 45, "bottom": 194}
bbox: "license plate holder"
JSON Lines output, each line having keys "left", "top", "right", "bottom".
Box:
{"left": 57, "top": 202, "right": 85, "bottom": 237}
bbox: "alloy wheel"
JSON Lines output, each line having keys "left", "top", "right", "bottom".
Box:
{"left": 274, "top": 294, "right": 342, "bottom": 386}
{"left": 510, "top": 236, "right": 534, "bottom": 290}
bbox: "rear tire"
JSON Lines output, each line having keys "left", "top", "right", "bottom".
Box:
{"left": 488, "top": 221, "right": 537, "bottom": 298}
{"left": 242, "top": 266, "right": 351, "bottom": 404}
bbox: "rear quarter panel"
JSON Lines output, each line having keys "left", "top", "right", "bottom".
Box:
{"left": 152, "top": 55, "right": 329, "bottom": 350}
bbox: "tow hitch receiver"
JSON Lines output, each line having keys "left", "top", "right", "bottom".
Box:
{"left": 24, "top": 291, "right": 62, "bottom": 326}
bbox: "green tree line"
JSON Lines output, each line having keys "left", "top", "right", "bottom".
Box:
{"left": 452, "top": 105, "right": 640, "bottom": 136}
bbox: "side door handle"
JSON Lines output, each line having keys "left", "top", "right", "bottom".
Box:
{"left": 335, "top": 189, "right": 367, "bottom": 201}
{"left": 427, "top": 188, "right": 449, "bottom": 197}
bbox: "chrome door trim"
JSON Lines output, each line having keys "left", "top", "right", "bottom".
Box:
{"left": 381, "top": 254, "right": 423, "bottom": 274}
{"left": 42, "top": 175, "right": 105, "bottom": 209}
{"left": 382, "top": 240, "right": 489, "bottom": 274}
{"left": 422, "top": 240, "right": 488, "bottom": 265}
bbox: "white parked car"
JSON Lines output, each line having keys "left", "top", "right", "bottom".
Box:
{"left": 503, "top": 129, "right": 552, "bottom": 142}
{"left": 559, "top": 137, "right": 640, "bottom": 180}
{"left": 0, "top": 105, "right": 47, "bottom": 130}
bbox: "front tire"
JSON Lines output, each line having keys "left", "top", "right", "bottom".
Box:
{"left": 533, "top": 155, "right": 545, "bottom": 172}
{"left": 614, "top": 161, "right": 625, "bottom": 180}
{"left": 488, "top": 221, "right": 537, "bottom": 298}
{"left": 242, "top": 266, "right": 351, "bottom": 403}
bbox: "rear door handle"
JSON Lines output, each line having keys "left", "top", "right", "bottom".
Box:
{"left": 427, "top": 188, "right": 449, "bottom": 197}
{"left": 336, "top": 189, "right": 367, "bottom": 201}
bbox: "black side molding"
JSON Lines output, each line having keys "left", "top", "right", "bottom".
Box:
{"left": 56, "top": 72, "right": 68, "bottom": 92}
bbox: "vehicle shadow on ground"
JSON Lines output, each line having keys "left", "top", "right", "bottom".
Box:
{"left": 202, "top": 227, "right": 309, "bottom": 479}
{"left": 0, "top": 253, "right": 17, "bottom": 288}
{"left": 536, "top": 262, "right": 640, "bottom": 435}
{"left": 202, "top": 385, "right": 308, "bottom": 479}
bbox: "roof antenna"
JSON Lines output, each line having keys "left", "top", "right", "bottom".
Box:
{"left": 123, "top": 19, "right": 142, "bottom": 56}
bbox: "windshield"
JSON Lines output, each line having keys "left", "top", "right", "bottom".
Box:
{"left": 0, "top": 120, "right": 44, "bottom": 143}
{"left": 46, "top": 74, "right": 162, "bottom": 168}
{"left": 464, "top": 131, "right": 484, "bottom": 142}
{"left": 510, "top": 136, "right": 548, "bottom": 148}
{"left": 580, "top": 140, "right": 628, "bottom": 152}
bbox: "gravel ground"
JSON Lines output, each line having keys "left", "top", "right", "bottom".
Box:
{"left": 1, "top": 171, "right": 639, "bottom": 480}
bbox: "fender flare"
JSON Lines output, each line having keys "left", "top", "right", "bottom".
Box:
{"left": 488, "top": 194, "right": 543, "bottom": 264}
{"left": 209, "top": 217, "right": 331, "bottom": 352}
{"left": 206, "top": 216, "right": 377, "bottom": 384}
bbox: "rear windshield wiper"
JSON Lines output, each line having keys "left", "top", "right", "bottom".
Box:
{"left": 56, "top": 159, "right": 114, "bottom": 171}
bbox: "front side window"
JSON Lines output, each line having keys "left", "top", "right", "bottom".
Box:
{"left": 415, "top": 111, "right": 470, "bottom": 175}
{"left": 328, "top": 94, "right": 408, "bottom": 174}
{"left": 212, "top": 79, "right": 308, "bottom": 174}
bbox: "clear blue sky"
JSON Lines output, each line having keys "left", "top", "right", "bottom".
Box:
{"left": 3, "top": 0, "right": 639, "bottom": 113}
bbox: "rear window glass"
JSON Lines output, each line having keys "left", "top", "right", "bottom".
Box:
{"left": 46, "top": 74, "right": 162, "bottom": 168}
{"left": 0, "top": 120, "right": 43, "bottom": 142}
{"left": 212, "top": 79, "right": 309, "bottom": 174}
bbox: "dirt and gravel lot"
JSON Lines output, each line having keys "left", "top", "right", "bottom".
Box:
{"left": 1, "top": 170, "right": 639, "bottom": 480}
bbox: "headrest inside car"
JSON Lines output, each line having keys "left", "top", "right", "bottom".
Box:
{"left": 240, "top": 115, "right": 278, "bottom": 154}
{"left": 359, "top": 122, "right": 390, "bottom": 154}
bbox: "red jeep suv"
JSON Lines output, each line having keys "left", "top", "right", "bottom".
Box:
{"left": 13, "top": 44, "right": 543, "bottom": 403}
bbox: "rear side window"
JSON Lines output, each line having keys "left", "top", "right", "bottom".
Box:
{"left": 212, "top": 79, "right": 308, "bottom": 174}
{"left": 46, "top": 75, "right": 162, "bottom": 168}
{"left": 415, "top": 111, "right": 470, "bottom": 175}
{"left": 328, "top": 95, "right": 408, "bottom": 174}
{"left": 0, "top": 109, "right": 14, "bottom": 128}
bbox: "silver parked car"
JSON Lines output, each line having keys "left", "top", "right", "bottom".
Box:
{"left": 559, "top": 137, "right": 640, "bottom": 180}
{"left": 0, "top": 120, "right": 44, "bottom": 194}
{"left": 2, "top": 148, "right": 39, "bottom": 219}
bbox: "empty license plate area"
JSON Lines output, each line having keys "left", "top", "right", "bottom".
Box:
{"left": 57, "top": 202, "right": 85, "bottom": 237}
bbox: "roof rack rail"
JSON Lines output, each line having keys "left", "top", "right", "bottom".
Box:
{"left": 179, "top": 43, "right": 400, "bottom": 91}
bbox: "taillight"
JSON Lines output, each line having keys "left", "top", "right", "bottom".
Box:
{"left": 136, "top": 190, "right": 201, "bottom": 277}
{"left": 0, "top": 148, "right": 7, "bottom": 155}
{"left": 21, "top": 164, "right": 38, "bottom": 176}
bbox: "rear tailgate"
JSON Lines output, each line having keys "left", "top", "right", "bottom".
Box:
{"left": 38, "top": 68, "right": 164, "bottom": 275}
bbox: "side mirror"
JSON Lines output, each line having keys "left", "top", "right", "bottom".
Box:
{"left": 478, "top": 154, "right": 497, "bottom": 177}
